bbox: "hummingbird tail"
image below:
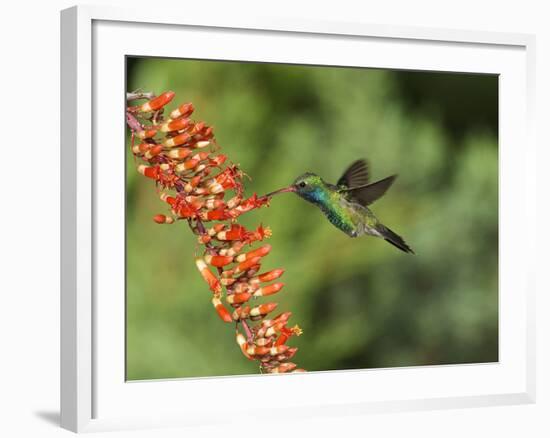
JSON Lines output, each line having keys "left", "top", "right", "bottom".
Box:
{"left": 376, "top": 224, "right": 415, "bottom": 254}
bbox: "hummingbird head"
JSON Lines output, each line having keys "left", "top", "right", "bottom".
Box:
{"left": 265, "top": 172, "right": 327, "bottom": 203}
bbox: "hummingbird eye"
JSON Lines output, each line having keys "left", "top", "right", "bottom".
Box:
{"left": 298, "top": 181, "right": 307, "bottom": 188}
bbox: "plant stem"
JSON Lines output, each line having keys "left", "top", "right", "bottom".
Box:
{"left": 126, "top": 111, "right": 143, "bottom": 132}
{"left": 126, "top": 91, "right": 156, "bottom": 101}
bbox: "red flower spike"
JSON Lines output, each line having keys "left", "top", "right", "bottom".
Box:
{"left": 128, "top": 91, "right": 303, "bottom": 374}
{"left": 139, "top": 91, "right": 175, "bottom": 112}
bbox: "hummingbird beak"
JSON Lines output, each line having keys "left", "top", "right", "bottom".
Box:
{"left": 264, "top": 185, "right": 296, "bottom": 197}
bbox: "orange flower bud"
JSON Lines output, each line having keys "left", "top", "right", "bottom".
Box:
{"left": 166, "top": 148, "right": 193, "bottom": 160}
{"left": 282, "top": 347, "right": 298, "bottom": 360}
{"left": 249, "top": 269, "right": 285, "bottom": 285}
{"left": 144, "top": 144, "right": 163, "bottom": 159}
{"left": 219, "top": 241, "right": 245, "bottom": 257}
{"left": 226, "top": 195, "right": 242, "bottom": 209}
{"left": 204, "top": 254, "right": 234, "bottom": 267}
{"left": 169, "top": 102, "right": 194, "bottom": 119}
{"left": 209, "top": 154, "right": 227, "bottom": 166}
{"left": 175, "top": 158, "right": 200, "bottom": 172}
{"left": 191, "top": 121, "right": 206, "bottom": 134}
{"left": 198, "top": 235, "right": 211, "bottom": 244}
{"left": 253, "top": 282, "right": 284, "bottom": 298}
{"left": 232, "top": 282, "right": 252, "bottom": 294}
{"left": 132, "top": 142, "right": 151, "bottom": 154}
{"left": 164, "top": 132, "right": 191, "bottom": 148}
{"left": 153, "top": 214, "right": 174, "bottom": 224}
{"left": 232, "top": 306, "right": 250, "bottom": 321}
{"left": 200, "top": 208, "right": 227, "bottom": 221}
{"left": 235, "top": 330, "right": 254, "bottom": 360}
{"left": 250, "top": 302, "right": 278, "bottom": 317}
{"left": 235, "top": 244, "right": 272, "bottom": 263}
{"left": 195, "top": 258, "right": 221, "bottom": 293}
{"left": 195, "top": 140, "right": 210, "bottom": 148}
{"left": 268, "top": 362, "right": 297, "bottom": 373}
{"left": 220, "top": 278, "right": 237, "bottom": 286}
{"left": 159, "top": 193, "right": 176, "bottom": 206}
{"left": 136, "top": 129, "right": 157, "bottom": 139}
{"left": 205, "top": 197, "right": 225, "bottom": 210}
{"left": 255, "top": 337, "right": 272, "bottom": 347}
{"left": 226, "top": 292, "right": 251, "bottom": 305}
{"left": 139, "top": 91, "right": 175, "bottom": 112}
{"left": 212, "top": 296, "right": 232, "bottom": 323}
{"left": 137, "top": 164, "right": 159, "bottom": 180}
{"left": 216, "top": 224, "right": 247, "bottom": 241}
{"left": 233, "top": 256, "right": 262, "bottom": 275}
{"left": 160, "top": 117, "right": 192, "bottom": 132}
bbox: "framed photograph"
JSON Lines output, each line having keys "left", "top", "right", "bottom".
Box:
{"left": 61, "top": 5, "right": 536, "bottom": 433}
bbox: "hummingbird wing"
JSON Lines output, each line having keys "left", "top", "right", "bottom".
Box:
{"left": 337, "top": 159, "right": 370, "bottom": 188}
{"left": 340, "top": 175, "right": 397, "bottom": 206}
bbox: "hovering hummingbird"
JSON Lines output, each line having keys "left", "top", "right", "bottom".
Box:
{"left": 266, "top": 159, "right": 414, "bottom": 254}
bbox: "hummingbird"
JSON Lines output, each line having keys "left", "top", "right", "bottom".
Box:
{"left": 265, "top": 159, "right": 414, "bottom": 254}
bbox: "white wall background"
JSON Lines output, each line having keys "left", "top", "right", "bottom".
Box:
{"left": 0, "top": 0, "right": 547, "bottom": 436}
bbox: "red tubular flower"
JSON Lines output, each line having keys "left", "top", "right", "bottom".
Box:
{"left": 127, "top": 90, "right": 304, "bottom": 374}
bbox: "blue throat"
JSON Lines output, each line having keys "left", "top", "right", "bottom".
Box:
{"left": 301, "top": 186, "right": 328, "bottom": 205}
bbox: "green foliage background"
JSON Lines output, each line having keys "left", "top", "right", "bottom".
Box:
{"left": 126, "top": 58, "right": 498, "bottom": 380}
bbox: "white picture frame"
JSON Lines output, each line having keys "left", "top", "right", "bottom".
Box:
{"left": 60, "top": 5, "right": 536, "bottom": 433}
